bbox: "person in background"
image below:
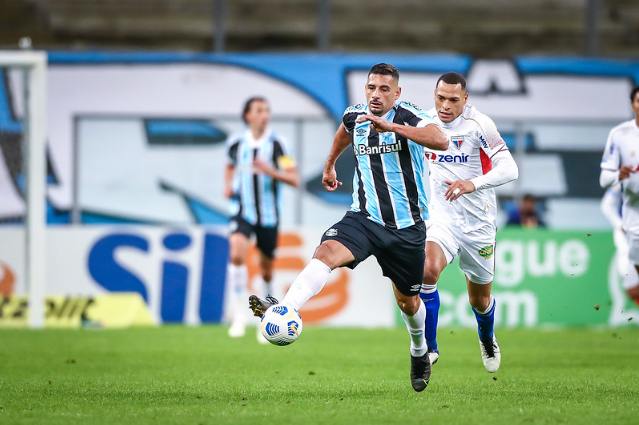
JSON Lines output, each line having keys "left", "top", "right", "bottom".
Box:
{"left": 600, "top": 85, "right": 639, "bottom": 305}
{"left": 224, "top": 97, "right": 300, "bottom": 343}
{"left": 506, "top": 194, "right": 546, "bottom": 228}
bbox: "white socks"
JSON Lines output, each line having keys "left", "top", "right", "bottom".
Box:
{"left": 421, "top": 283, "right": 437, "bottom": 295}
{"left": 401, "top": 300, "right": 428, "bottom": 357}
{"left": 476, "top": 294, "right": 495, "bottom": 315}
{"left": 227, "top": 264, "right": 248, "bottom": 322}
{"left": 282, "top": 258, "right": 332, "bottom": 311}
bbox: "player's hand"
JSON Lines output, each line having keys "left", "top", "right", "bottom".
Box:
{"left": 223, "top": 186, "right": 234, "bottom": 198}
{"left": 444, "top": 180, "right": 475, "bottom": 202}
{"left": 355, "top": 114, "right": 394, "bottom": 133}
{"left": 619, "top": 165, "right": 636, "bottom": 181}
{"left": 253, "top": 158, "right": 273, "bottom": 176}
{"left": 322, "top": 168, "right": 342, "bottom": 191}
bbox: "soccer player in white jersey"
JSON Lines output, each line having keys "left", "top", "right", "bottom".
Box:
{"left": 224, "top": 97, "right": 300, "bottom": 343}
{"left": 420, "top": 72, "right": 518, "bottom": 372}
{"left": 249, "top": 63, "right": 449, "bottom": 391}
{"left": 600, "top": 86, "right": 639, "bottom": 304}
{"left": 600, "top": 184, "right": 639, "bottom": 299}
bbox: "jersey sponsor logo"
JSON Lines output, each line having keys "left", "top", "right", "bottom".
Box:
{"left": 478, "top": 244, "right": 494, "bottom": 259}
{"left": 325, "top": 228, "right": 338, "bottom": 237}
{"left": 478, "top": 133, "right": 489, "bottom": 149}
{"left": 451, "top": 136, "right": 464, "bottom": 149}
{"left": 356, "top": 142, "right": 402, "bottom": 156}
{"left": 425, "top": 152, "right": 469, "bottom": 163}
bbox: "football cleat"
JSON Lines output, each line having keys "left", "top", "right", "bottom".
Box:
{"left": 248, "top": 295, "right": 279, "bottom": 318}
{"left": 428, "top": 347, "right": 440, "bottom": 365}
{"left": 410, "top": 352, "right": 432, "bottom": 392}
{"left": 479, "top": 334, "right": 501, "bottom": 373}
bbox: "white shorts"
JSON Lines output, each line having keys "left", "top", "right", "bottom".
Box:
{"left": 427, "top": 221, "right": 495, "bottom": 285}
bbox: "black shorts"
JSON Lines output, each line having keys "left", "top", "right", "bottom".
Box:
{"left": 320, "top": 211, "right": 426, "bottom": 296}
{"left": 230, "top": 215, "right": 278, "bottom": 259}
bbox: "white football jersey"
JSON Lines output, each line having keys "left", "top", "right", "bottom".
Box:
{"left": 600, "top": 119, "right": 639, "bottom": 233}
{"left": 425, "top": 104, "right": 509, "bottom": 232}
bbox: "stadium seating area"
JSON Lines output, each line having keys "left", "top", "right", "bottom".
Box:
{"left": 0, "top": 0, "right": 638, "bottom": 56}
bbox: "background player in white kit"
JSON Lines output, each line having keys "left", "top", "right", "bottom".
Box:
{"left": 600, "top": 184, "right": 639, "bottom": 300}
{"left": 421, "top": 73, "right": 518, "bottom": 372}
{"left": 600, "top": 86, "right": 639, "bottom": 305}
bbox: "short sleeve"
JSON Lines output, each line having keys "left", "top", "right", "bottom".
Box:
{"left": 397, "top": 102, "right": 436, "bottom": 128}
{"left": 601, "top": 129, "right": 620, "bottom": 172}
{"left": 226, "top": 136, "right": 240, "bottom": 166}
{"left": 343, "top": 103, "right": 366, "bottom": 134}
{"left": 272, "top": 137, "right": 296, "bottom": 169}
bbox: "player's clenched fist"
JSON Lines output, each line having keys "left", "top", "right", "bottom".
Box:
{"left": 619, "top": 165, "right": 636, "bottom": 181}
{"left": 322, "top": 168, "right": 343, "bottom": 191}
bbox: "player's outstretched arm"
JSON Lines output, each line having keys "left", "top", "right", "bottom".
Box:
{"left": 323, "top": 123, "right": 351, "bottom": 191}
{"left": 355, "top": 114, "right": 448, "bottom": 150}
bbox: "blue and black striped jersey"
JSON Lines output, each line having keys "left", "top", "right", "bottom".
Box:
{"left": 227, "top": 129, "right": 291, "bottom": 227}
{"left": 343, "top": 101, "right": 435, "bottom": 229}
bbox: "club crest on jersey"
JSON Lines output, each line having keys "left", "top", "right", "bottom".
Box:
{"left": 451, "top": 136, "right": 464, "bottom": 149}
{"left": 325, "top": 228, "right": 338, "bottom": 237}
{"left": 478, "top": 245, "right": 494, "bottom": 259}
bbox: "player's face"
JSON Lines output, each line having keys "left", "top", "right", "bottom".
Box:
{"left": 434, "top": 82, "right": 468, "bottom": 123}
{"left": 365, "top": 73, "right": 401, "bottom": 116}
{"left": 632, "top": 92, "right": 639, "bottom": 120}
{"left": 245, "top": 100, "right": 270, "bottom": 130}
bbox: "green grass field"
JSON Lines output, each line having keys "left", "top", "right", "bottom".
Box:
{"left": 0, "top": 326, "right": 637, "bottom": 424}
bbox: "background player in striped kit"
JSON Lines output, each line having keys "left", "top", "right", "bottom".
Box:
{"left": 420, "top": 73, "right": 518, "bottom": 372}
{"left": 225, "top": 97, "right": 300, "bottom": 342}
{"left": 249, "top": 63, "right": 449, "bottom": 391}
{"left": 600, "top": 85, "right": 639, "bottom": 305}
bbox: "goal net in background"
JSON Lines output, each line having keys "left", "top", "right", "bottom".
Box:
{"left": 0, "top": 51, "right": 47, "bottom": 328}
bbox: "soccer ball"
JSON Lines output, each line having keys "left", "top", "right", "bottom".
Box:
{"left": 260, "top": 304, "right": 303, "bottom": 346}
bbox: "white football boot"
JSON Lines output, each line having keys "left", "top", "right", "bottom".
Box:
{"left": 478, "top": 334, "right": 501, "bottom": 373}
{"left": 256, "top": 324, "right": 269, "bottom": 344}
{"left": 227, "top": 316, "right": 246, "bottom": 338}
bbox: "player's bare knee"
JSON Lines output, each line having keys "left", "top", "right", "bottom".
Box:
{"left": 397, "top": 295, "right": 420, "bottom": 316}
{"left": 469, "top": 294, "right": 490, "bottom": 312}
{"left": 230, "top": 255, "right": 244, "bottom": 266}
{"left": 312, "top": 243, "right": 340, "bottom": 269}
{"left": 422, "top": 265, "right": 440, "bottom": 286}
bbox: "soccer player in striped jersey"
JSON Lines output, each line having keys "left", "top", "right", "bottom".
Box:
{"left": 420, "top": 73, "right": 518, "bottom": 372}
{"left": 225, "top": 97, "right": 300, "bottom": 343}
{"left": 249, "top": 63, "right": 449, "bottom": 391}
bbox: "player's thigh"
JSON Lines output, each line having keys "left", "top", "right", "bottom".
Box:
{"left": 254, "top": 225, "right": 278, "bottom": 260}
{"left": 228, "top": 218, "right": 253, "bottom": 264}
{"left": 317, "top": 212, "right": 374, "bottom": 269}
{"left": 378, "top": 223, "right": 426, "bottom": 298}
{"left": 458, "top": 226, "right": 496, "bottom": 285}
{"left": 426, "top": 221, "right": 460, "bottom": 266}
{"left": 423, "top": 240, "right": 449, "bottom": 284}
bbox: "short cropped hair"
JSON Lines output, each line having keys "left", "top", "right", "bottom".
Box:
{"left": 436, "top": 72, "right": 467, "bottom": 91}
{"left": 631, "top": 86, "right": 639, "bottom": 103}
{"left": 242, "top": 97, "right": 267, "bottom": 123}
{"left": 368, "top": 63, "right": 400, "bottom": 82}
